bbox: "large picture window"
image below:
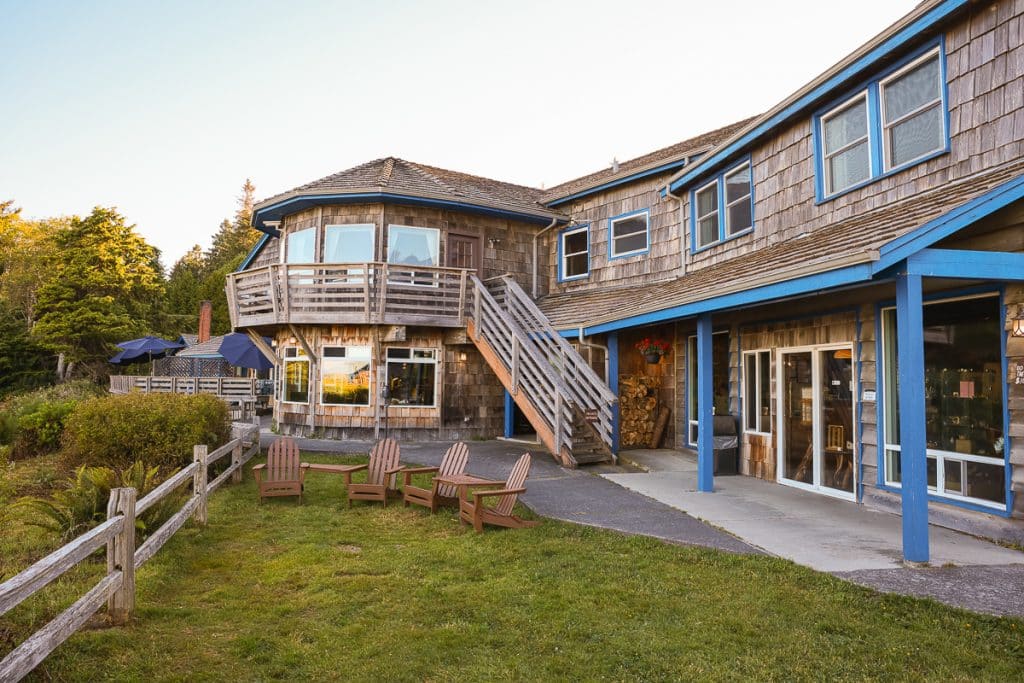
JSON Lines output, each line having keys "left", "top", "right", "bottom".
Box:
{"left": 321, "top": 346, "right": 371, "bottom": 406}
{"left": 608, "top": 210, "right": 649, "bottom": 259}
{"left": 286, "top": 227, "right": 316, "bottom": 263}
{"left": 880, "top": 294, "right": 1006, "bottom": 508}
{"left": 687, "top": 332, "right": 731, "bottom": 444}
{"left": 325, "top": 224, "right": 375, "bottom": 284}
{"left": 815, "top": 45, "right": 947, "bottom": 200}
{"left": 388, "top": 225, "right": 439, "bottom": 286}
{"left": 282, "top": 347, "right": 310, "bottom": 404}
{"left": 559, "top": 225, "right": 589, "bottom": 281}
{"left": 385, "top": 347, "right": 437, "bottom": 407}
{"left": 743, "top": 350, "right": 772, "bottom": 434}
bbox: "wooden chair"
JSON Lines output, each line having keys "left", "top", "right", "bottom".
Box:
{"left": 252, "top": 437, "right": 308, "bottom": 503}
{"left": 344, "top": 438, "right": 402, "bottom": 507}
{"left": 402, "top": 442, "right": 470, "bottom": 512}
{"left": 459, "top": 453, "right": 538, "bottom": 532}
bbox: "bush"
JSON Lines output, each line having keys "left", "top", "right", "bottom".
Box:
{"left": 61, "top": 393, "right": 230, "bottom": 472}
{"left": 0, "top": 381, "right": 104, "bottom": 458}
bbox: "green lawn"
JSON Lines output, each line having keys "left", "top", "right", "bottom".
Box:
{"left": 7, "top": 452, "right": 1024, "bottom": 681}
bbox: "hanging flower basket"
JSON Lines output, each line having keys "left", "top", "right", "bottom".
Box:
{"left": 635, "top": 338, "right": 671, "bottom": 364}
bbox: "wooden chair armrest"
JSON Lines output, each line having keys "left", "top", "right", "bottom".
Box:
{"left": 400, "top": 466, "right": 440, "bottom": 475}
{"left": 252, "top": 463, "right": 266, "bottom": 471}
{"left": 472, "top": 487, "right": 526, "bottom": 499}
{"left": 384, "top": 466, "right": 404, "bottom": 475}
{"left": 300, "top": 463, "right": 311, "bottom": 468}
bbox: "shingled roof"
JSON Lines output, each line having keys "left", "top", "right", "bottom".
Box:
{"left": 541, "top": 117, "right": 759, "bottom": 204}
{"left": 538, "top": 157, "right": 1024, "bottom": 331}
{"left": 254, "top": 157, "right": 563, "bottom": 222}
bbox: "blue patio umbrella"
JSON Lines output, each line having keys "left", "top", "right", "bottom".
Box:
{"left": 109, "top": 336, "right": 184, "bottom": 364}
{"left": 218, "top": 333, "right": 274, "bottom": 370}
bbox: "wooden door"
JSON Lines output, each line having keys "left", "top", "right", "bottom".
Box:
{"left": 446, "top": 233, "right": 481, "bottom": 274}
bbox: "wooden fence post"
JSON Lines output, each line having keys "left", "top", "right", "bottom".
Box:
{"left": 105, "top": 487, "right": 136, "bottom": 624}
{"left": 231, "top": 440, "right": 243, "bottom": 484}
{"left": 193, "top": 445, "right": 208, "bottom": 525}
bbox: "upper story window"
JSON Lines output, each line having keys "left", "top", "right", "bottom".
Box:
{"left": 286, "top": 227, "right": 316, "bottom": 263}
{"left": 608, "top": 209, "right": 649, "bottom": 260}
{"left": 815, "top": 44, "right": 947, "bottom": 201}
{"left": 559, "top": 224, "right": 589, "bottom": 281}
{"left": 324, "top": 224, "right": 374, "bottom": 263}
{"left": 387, "top": 225, "right": 439, "bottom": 267}
{"left": 691, "top": 161, "right": 753, "bottom": 251}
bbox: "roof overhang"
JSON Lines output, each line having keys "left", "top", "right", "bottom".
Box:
{"left": 544, "top": 150, "right": 708, "bottom": 207}
{"left": 665, "top": 0, "right": 969, "bottom": 195}
{"left": 252, "top": 191, "right": 566, "bottom": 235}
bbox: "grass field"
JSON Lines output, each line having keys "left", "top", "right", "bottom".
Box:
{"left": 4, "top": 452, "right": 1024, "bottom": 682}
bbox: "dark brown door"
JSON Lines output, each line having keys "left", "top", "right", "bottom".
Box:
{"left": 446, "top": 233, "right": 481, "bottom": 274}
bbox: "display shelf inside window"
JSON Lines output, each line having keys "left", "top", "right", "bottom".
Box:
{"left": 925, "top": 367, "right": 1002, "bottom": 458}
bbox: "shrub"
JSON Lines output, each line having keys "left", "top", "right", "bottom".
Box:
{"left": 61, "top": 393, "right": 229, "bottom": 472}
{"left": 0, "top": 381, "right": 105, "bottom": 457}
{"left": 16, "top": 461, "right": 187, "bottom": 542}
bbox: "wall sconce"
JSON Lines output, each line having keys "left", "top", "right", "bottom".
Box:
{"left": 487, "top": 237, "right": 502, "bottom": 248}
{"left": 1012, "top": 317, "right": 1024, "bottom": 337}
{"left": 458, "top": 351, "right": 468, "bottom": 362}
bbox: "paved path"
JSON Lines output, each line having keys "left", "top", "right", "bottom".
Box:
{"left": 265, "top": 433, "right": 1024, "bottom": 617}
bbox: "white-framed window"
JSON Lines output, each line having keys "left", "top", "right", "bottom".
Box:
{"left": 743, "top": 350, "right": 772, "bottom": 434}
{"left": 385, "top": 347, "right": 437, "bottom": 407}
{"left": 879, "top": 293, "right": 1006, "bottom": 509}
{"left": 321, "top": 346, "right": 371, "bottom": 406}
{"left": 608, "top": 209, "right": 649, "bottom": 259}
{"left": 282, "top": 347, "right": 310, "bottom": 404}
{"left": 821, "top": 94, "right": 871, "bottom": 196}
{"left": 559, "top": 225, "right": 589, "bottom": 281}
{"left": 286, "top": 227, "right": 316, "bottom": 263}
{"left": 814, "top": 44, "right": 947, "bottom": 201}
{"left": 691, "top": 160, "right": 753, "bottom": 250}
{"left": 387, "top": 225, "right": 440, "bottom": 286}
{"left": 324, "top": 224, "right": 375, "bottom": 284}
{"left": 879, "top": 49, "right": 945, "bottom": 171}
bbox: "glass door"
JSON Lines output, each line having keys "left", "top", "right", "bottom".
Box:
{"left": 778, "top": 346, "right": 855, "bottom": 498}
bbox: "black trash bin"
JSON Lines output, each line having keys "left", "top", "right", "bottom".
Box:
{"left": 712, "top": 415, "right": 738, "bottom": 475}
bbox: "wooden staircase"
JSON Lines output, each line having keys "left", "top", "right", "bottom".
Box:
{"left": 466, "top": 275, "right": 617, "bottom": 467}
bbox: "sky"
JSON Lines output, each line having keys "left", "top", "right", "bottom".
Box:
{"left": 0, "top": 0, "right": 920, "bottom": 269}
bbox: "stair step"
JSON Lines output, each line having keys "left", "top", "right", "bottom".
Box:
{"left": 571, "top": 451, "right": 613, "bottom": 465}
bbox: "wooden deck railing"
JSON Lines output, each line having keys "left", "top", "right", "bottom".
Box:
{"left": 0, "top": 423, "right": 260, "bottom": 682}
{"left": 109, "top": 376, "right": 258, "bottom": 397}
{"left": 227, "top": 262, "right": 471, "bottom": 329}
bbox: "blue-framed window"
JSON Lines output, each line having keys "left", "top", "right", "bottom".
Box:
{"left": 814, "top": 42, "right": 949, "bottom": 202}
{"left": 608, "top": 209, "right": 650, "bottom": 260}
{"left": 877, "top": 291, "right": 1009, "bottom": 513}
{"left": 558, "top": 224, "right": 590, "bottom": 281}
{"left": 690, "top": 160, "right": 753, "bottom": 252}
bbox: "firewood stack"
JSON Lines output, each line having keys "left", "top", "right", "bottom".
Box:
{"left": 619, "top": 375, "right": 661, "bottom": 448}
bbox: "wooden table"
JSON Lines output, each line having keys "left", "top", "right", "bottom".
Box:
{"left": 433, "top": 473, "right": 504, "bottom": 502}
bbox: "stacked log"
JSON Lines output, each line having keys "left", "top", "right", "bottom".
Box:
{"left": 619, "top": 375, "right": 661, "bottom": 448}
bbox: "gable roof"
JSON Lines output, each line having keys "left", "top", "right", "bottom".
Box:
{"left": 176, "top": 335, "right": 227, "bottom": 358}
{"left": 252, "top": 157, "right": 564, "bottom": 232}
{"left": 540, "top": 158, "right": 1024, "bottom": 334}
{"left": 541, "top": 117, "right": 758, "bottom": 206}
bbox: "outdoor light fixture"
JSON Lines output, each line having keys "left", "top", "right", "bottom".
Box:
{"left": 458, "top": 351, "right": 468, "bottom": 362}
{"left": 1012, "top": 317, "right": 1024, "bottom": 338}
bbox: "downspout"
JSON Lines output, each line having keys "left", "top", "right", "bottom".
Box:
{"left": 532, "top": 217, "right": 560, "bottom": 298}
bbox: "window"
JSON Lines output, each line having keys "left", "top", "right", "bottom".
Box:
{"left": 815, "top": 45, "right": 947, "bottom": 200}
{"left": 286, "top": 227, "right": 316, "bottom": 263}
{"left": 691, "top": 161, "right": 753, "bottom": 250}
{"left": 608, "top": 210, "right": 649, "bottom": 259}
{"left": 321, "top": 346, "right": 371, "bottom": 406}
{"left": 743, "top": 350, "right": 772, "bottom": 433}
{"left": 880, "top": 294, "right": 1006, "bottom": 509}
{"left": 282, "top": 347, "right": 310, "bottom": 403}
{"left": 559, "top": 225, "right": 589, "bottom": 281}
{"left": 387, "top": 225, "right": 439, "bottom": 286}
{"left": 385, "top": 347, "right": 437, "bottom": 407}
{"left": 324, "top": 224, "right": 375, "bottom": 284}
{"left": 686, "top": 332, "right": 731, "bottom": 444}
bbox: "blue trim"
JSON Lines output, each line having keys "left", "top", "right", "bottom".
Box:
{"left": 607, "top": 208, "right": 651, "bottom": 261}
{"left": 689, "top": 159, "right": 754, "bottom": 254}
{"left": 875, "top": 306, "right": 886, "bottom": 488}
{"left": 608, "top": 332, "right": 620, "bottom": 453}
{"left": 813, "top": 40, "right": 950, "bottom": 203}
{"left": 546, "top": 159, "right": 690, "bottom": 208}
{"left": 557, "top": 224, "right": 591, "bottom": 283}
{"left": 503, "top": 390, "right": 514, "bottom": 439}
{"left": 855, "top": 310, "right": 864, "bottom": 503}
{"left": 696, "top": 314, "right": 715, "bottom": 492}
{"left": 238, "top": 233, "right": 271, "bottom": 271}
{"left": 906, "top": 248, "right": 1024, "bottom": 280}
{"left": 253, "top": 192, "right": 562, "bottom": 233}
{"left": 1001, "top": 290, "right": 1015, "bottom": 514}
{"left": 668, "top": 1, "right": 969, "bottom": 194}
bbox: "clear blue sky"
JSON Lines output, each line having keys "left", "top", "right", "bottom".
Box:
{"left": 0, "top": 0, "right": 918, "bottom": 268}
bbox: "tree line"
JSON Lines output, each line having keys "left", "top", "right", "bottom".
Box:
{"left": 0, "top": 181, "right": 260, "bottom": 394}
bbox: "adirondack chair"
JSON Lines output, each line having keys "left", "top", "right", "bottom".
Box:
{"left": 344, "top": 438, "right": 403, "bottom": 507}
{"left": 401, "top": 442, "right": 470, "bottom": 512}
{"left": 252, "top": 437, "right": 308, "bottom": 503}
{"left": 458, "top": 453, "right": 538, "bottom": 532}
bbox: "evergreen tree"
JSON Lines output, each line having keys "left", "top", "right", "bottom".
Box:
{"left": 33, "top": 207, "right": 165, "bottom": 379}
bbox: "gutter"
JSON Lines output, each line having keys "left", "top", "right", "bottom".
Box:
{"left": 532, "top": 218, "right": 560, "bottom": 298}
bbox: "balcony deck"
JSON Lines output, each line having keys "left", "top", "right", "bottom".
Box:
{"left": 227, "top": 262, "right": 471, "bottom": 330}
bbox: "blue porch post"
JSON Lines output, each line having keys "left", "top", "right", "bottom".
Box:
{"left": 895, "top": 272, "right": 929, "bottom": 563}
{"left": 503, "top": 390, "right": 514, "bottom": 439}
{"left": 608, "top": 332, "right": 620, "bottom": 454}
{"left": 697, "top": 313, "right": 714, "bottom": 492}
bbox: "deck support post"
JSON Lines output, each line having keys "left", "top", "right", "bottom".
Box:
{"left": 895, "top": 271, "right": 929, "bottom": 563}
{"left": 697, "top": 313, "right": 714, "bottom": 493}
{"left": 607, "top": 331, "right": 620, "bottom": 454}
{"left": 503, "top": 391, "right": 514, "bottom": 439}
